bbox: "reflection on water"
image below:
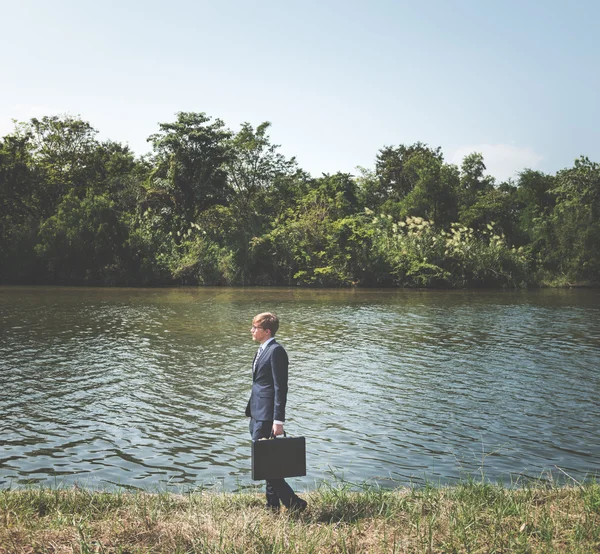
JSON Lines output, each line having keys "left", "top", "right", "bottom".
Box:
{"left": 1, "top": 286, "right": 599, "bottom": 490}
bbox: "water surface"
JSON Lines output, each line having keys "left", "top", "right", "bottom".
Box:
{"left": 1, "top": 286, "right": 599, "bottom": 490}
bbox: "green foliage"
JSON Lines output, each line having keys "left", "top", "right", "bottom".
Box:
{"left": 397, "top": 153, "right": 459, "bottom": 226}
{"left": 459, "top": 185, "right": 520, "bottom": 242}
{"left": 1, "top": 112, "right": 599, "bottom": 287}
{"left": 545, "top": 157, "right": 600, "bottom": 282}
{"left": 0, "top": 133, "right": 42, "bottom": 281}
{"left": 226, "top": 121, "right": 299, "bottom": 203}
{"left": 36, "top": 191, "right": 126, "bottom": 283}
{"left": 147, "top": 112, "right": 232, "bottom": 221}
{"left": 458, "top": 152, "right": 496, "bottom": 218}
{"left": 172, "top": 233, "right": 240, "bottom": 286}
{"left": 221, "top": 122, "right": 304, "bottom": 285}
{"left": 124, "top": 208, "right": 179, "bottom": 284}
{"left": 371, "top": 214, "right": 450, "bottom": 287}
{"left": 253, "top": 175, "right": 379, "bottom": 286}
{"left": 254, "top": 193, "right": 346, "bottom": 286}
{"left": 21, "top": 115, "right": 102, "bottom": 216}
{"left": 375, "top": 142, "right": 444, "bottom": 204}
{"left": 372, "top": 215, "right": 529, "bottom": 287}
{"left": 441, "top": 223, "right": 530, "bottom": 287}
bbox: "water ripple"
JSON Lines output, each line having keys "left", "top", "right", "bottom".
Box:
{"left": 1, "top": 287, "right": 600, "bottom": 490}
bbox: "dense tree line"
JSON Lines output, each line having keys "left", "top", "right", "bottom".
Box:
{"left": 1, "top": 113, "right": 598, "bottom": 287}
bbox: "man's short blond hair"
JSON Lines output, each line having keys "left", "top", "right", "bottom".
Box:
{"left": 253, "top": 312, "right": 280, "bottom": 336}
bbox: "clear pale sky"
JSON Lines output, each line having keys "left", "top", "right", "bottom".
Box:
{"left": 2, "top": 0, "right": 598, "bottom": 181}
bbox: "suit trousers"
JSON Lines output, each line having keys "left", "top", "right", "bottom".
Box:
{"left": 249, "top": 418, "right": 295, "bottom": 508}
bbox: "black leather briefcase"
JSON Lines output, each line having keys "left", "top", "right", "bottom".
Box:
{"left": 251, "top": 435, "right": 306, "bottom": 480}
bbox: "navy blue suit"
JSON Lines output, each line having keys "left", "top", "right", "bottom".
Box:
{"left": 246, "top": 339, "right": 299, "bottom": 509}
{"left": 246, "top": 340, "right": 288, "bottom": 422}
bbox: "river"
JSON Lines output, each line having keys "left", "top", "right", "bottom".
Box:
{"left": 1, "top": 286, "right": 599, "bottom": 491}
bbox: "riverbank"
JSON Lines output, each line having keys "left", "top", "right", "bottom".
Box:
{"left": 1, "top": 481, "right": 599, "bottom": 553}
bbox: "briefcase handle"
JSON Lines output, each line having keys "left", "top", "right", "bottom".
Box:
{"left": 269, "top": 430, "right": 287, "bottom": 439}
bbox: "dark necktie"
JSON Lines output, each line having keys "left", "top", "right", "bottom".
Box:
{"left": 253, "top": 346, "right": 263, "bottom": 372}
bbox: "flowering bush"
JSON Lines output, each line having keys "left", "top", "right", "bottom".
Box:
{"left": 371, "top": 212, "right": 529, "bottom": 287}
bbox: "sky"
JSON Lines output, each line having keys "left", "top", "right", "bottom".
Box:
{"left": 1, "top": 0, "right": 599, "bottom": 182}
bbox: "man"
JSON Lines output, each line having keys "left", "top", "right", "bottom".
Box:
{"left": 245, "top": 312, "right": 307, "bottom": 512}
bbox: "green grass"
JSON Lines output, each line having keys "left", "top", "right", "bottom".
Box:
{"left": 1, "top": 479, "right": 599, "bottom": 553}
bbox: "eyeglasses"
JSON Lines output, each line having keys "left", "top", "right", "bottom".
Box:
{"left": 251, "top": 325, "right": 263, "bottom": 331}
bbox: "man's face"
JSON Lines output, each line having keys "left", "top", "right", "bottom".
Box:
{"left": 251, "top": 323, "right": 270, "bottom": 343}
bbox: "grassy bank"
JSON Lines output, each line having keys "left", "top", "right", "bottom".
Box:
{"left": 1, "top": 480, "right": 599, "bottom": 553}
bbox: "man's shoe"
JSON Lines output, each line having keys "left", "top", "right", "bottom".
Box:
{"left": 288, "top": 497, "right": 307, "bottom": 513}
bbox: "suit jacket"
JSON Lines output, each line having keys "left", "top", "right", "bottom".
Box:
{"left": 245, "top": 339, "right": 289, "bottom": 422}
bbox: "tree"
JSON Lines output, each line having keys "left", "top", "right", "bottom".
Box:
{"left": 23, "top": 115, "right": 101, "bottom": 215}
{"left": 398, "top": 154, "right": 459, "bottom": 226}
{"left": 458, "top": 185, "right": 520, "bottom": 243}
{"left": 147, "top": 112, "right": 232, "bottom": 222}
{"left": 457, "top": 152, "right": 495, "bottom": 219}
{"left": 310, "top": 172, "right": 359, "bottom": 216}
{"left": 218, "top": 121, "right": 304, "bottom": 283}
{"left": 375, "top": 143, "right": 444, "bottom": 204}
{"left": 0, "top": 132, "right": 44, "bottom": 281}
{"left": 512, "top": 169, "right": 556, "bottom": 259}
{"left": 0, "top": 133, "right": 37, "bottom": 228}
{"left": 226, "top": 122, "right": 298, "bottom": 205}
{"left": 546, "top": 156, "right": 600, "bottom": 282}
{"left": 35, "top": 191, "right": 126, "bottom": 283}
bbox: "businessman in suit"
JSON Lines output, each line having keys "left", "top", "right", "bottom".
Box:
{"left": 246, "top": 312, "right": 307, "bottom": 512}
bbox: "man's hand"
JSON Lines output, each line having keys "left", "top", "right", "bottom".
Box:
{"left": 272, "top": 422, "right": 284, "bottom": 436}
